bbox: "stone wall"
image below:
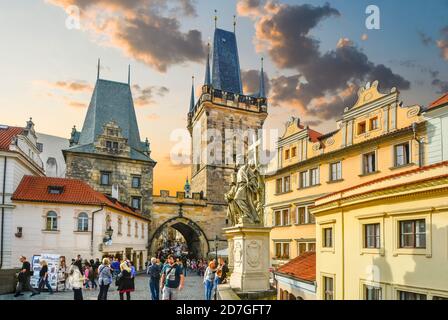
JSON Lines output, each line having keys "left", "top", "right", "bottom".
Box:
{"left": 65, "top": 152, "right": 154, "bottom": 216}
{"left": 150, "top": 191, "right": 229, "bottom": 257}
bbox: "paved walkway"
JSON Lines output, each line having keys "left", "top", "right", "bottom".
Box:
{"left": 0, "top": 273, "right": 205, "bottom": 300}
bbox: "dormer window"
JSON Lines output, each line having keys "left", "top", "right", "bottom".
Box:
{"left": 48, "top": 186, "right": 64, "bottom": 195}
{"left": 106, "top": 141, "right": 119, "bottom": 152}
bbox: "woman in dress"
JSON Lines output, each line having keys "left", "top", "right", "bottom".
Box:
{"left": 116, "top": 261, "right": 134, "bottom": 300}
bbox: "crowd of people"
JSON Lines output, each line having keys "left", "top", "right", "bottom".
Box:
{"left": 13, "top": 253, "right": 229, "bottom": 300}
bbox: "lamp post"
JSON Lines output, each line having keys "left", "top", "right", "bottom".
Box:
{"left": 104, "top": 226, "right": 114, "bottom": 245}
{"left": 214, "top": 235, "right": 219, "bottom": 300}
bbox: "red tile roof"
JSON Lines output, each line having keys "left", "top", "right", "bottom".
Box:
{"left": 0, "top": 126, "right": 23, "bottom": 151}
{"left": 12, "top": 176, "right": 146, "bottom": 219}
{"left": 308, "top": 128, "right": 323, "bottom": 143}
{"left": 275, "top": 252, "right": 316, "bottom": 282}
{"left": 427, "top": 92, "right": 448, "bottom": 110}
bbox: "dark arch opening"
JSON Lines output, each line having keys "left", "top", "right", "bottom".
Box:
{"left": 149, "top": 217, "right": 209, "bottom": 259}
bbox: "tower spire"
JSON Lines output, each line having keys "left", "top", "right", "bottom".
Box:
{"left": 259, "top": 57, "right": 266, "bottom": 98}
{"left": 204, "top": 42, "right": 211, "bottom": 86}
{"left": 214, "top": 9, "right": 218, "bottom": 29}
{"left": 189, "top": 76, "right": 195, "bottom": 113}
{"left": 97, "top": 58, "right": 100, "bottom": 80}
{"left": 128, "top": 64, "right": 131, "bottom": 85}
{"left": 233, "top": 15, "right": 236, "bottom": 33}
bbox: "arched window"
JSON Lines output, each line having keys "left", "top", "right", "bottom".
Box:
{"left": 127, "top": 220, "right": 131, "bottom": 236}
{"left": 46, "top": 211, "right": 58, "bottom": 230}
{"left": 118, "top": 216, "right": 122, "bottom": 235}
{"left": 77, "top": 212, "right": 88, "bottom": 231}
{"left": 135, "top": 222, "right": 138, "bottom": 238}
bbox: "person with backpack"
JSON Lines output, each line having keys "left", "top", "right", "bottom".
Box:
{"left": 160, "top": 254, "right": 184, "bottom": 300}
{"left": 84, "top": 261, "right": 95, "bottom": 290}
{"left": 97, "top": 258, "right": 112, "bottom": 300}
{"left": 146, "top": 257, "right": 161, "bottom": 300}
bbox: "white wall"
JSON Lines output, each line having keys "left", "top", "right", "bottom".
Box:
{"left": 10, "top": 203, "right": 148, "bottom": 269}
{"left": 425, "top": 108, "right": 448, "bottom": 165}
{"left": 36, "top": 133, "right": 69, "bottom": 178}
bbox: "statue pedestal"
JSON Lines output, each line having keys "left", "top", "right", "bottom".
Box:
{"left": 223, "top": 224, "right": 271, "bottom": 293}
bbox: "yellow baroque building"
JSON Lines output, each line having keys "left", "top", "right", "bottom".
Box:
{"left": 265, "top": 80, "right": 425, "bottom": 268}
{"left": 311, "top": 160, "right": 448, "bottom": 300}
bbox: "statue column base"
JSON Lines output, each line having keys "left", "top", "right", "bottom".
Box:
{"left": 223, "top": 224, "right": 271, "bottom": 293}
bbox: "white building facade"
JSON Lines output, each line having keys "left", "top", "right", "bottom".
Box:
{"left": 11, "top": 176, "right": 149, "bottom": 271}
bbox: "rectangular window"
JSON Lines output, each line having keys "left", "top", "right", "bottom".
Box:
{"left": 284, "top": 176, "right": 291, "bottom": 192}
{"left": 100, "top": 172, "right": 111, "bottom": 186}
{"left": 37, "top": 142, "right": 43, "bottom": 152}
{"left": 276, "top": 179, "right": 282, "bottom": 194}
{"left": 309, "top": 212, "right": 315, "bottom": 224}
{"left": 131, "top": 197, "right": 141, "bottom": 210}
{"left": 275, "top": 242, "right": 290, "bottom": 259}
{"left": 362, "top": 152, "right": 376, "bottom": 174}
{"left": 330, "top": 161, "right": 342, "bottom": 181}
{"left": 365, "top": 285, "right": 382, "bottom": 300}
{"left": 282, "top": 243, "right": 290, "bottom": 259}
{"left": 394, "top": 143, "right": 410, "bottom": 167}
{"left": 291, "top": 147, "right": 297, "bottom": 158}
{"left": 282, "top": 209, "right": 290, "bottom": 226}
{"left": 399, "top": 219, "right": 426, "bottom": 248}
{"left": 299, "top": 171, "right": 309, "bottom": 188}
{"left": 310, "top": 168, "right": 319, "bottom": 186}
{"left": 369, "top": 117, "right": 378, "bottom": 130}
{"left": 323, "top": 228, "right": 333, "bottom": 248}
{"left": 308, "top": 243, "right": 316, "bottom": 252}
{"left": 358, "top": 121, "right": 366, "bottom": 135}
{"left": 398, "top": 291, "right": 427, "bottom": 300}
{"left": 297, "top": 207, "right": 306, "bottom": 225}
{"left": 323, "top": 277, "right": 334, "bottom": 300}
{"left": 298, "top": 243, "right": 307, "bottom": 256}
{"left": 285, "top": 149, "right": 290, "bottom": 160}
{"left": 274, "top": 211, "right": 281, "bottom": 226}
{"left": 132, "top": 176, "right": 141, "bottom": 188}
{"left": 364, "top": 223, "right": 381, "bottom": 248}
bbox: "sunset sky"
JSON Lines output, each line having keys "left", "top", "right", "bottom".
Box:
{"left": 1, "top": 0, "right": 447, "bottom": 193}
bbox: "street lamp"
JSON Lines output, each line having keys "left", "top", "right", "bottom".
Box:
{"left": 103, "top": 226, "right": 114, "bottom": 244}
{"left": 214, "top": 235, "right": 219, "bottom": 300}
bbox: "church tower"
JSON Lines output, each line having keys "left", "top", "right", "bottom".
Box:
{"left": 187, "top": 26, "right": 268, "bottom": 204}
{"left": 64, "top": 61, "right": 156, "bottom": 216}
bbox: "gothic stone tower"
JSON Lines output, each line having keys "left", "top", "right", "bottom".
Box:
{"left": 187, "top": 28, "right": 268, "bottom": 205}
{"left": 63, "top": 65, "right": 156, "bottom": 217}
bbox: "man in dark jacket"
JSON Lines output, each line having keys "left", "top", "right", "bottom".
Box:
{"left": 147, "top": 257, "right": 161, "bottom": 300}
{"left": 14, "top": 256, "right": 39, "bottom": 297}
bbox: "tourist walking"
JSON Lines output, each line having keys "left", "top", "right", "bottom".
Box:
{"left": 14, "top": 256, "right": 39, "bottom": 297}
{"left": 97, "top": 258, "right": 113, "bottom": 300}
{"left": 116, "top": 261, "right": 134, "bottom": 300}
{"left": 160, "top": 254, "right": 184, "bottom": 300}
{"left": 37, "top": 259, "right": 53, "bottom": 294}
{"left": 147, "top": 257, "right": 161, "bottom": 300}
{"left": 68, "top": 260, "right": 84, "bottom": 300}
{"left": 203, "top": 260, "right": 217, "bottom": 300}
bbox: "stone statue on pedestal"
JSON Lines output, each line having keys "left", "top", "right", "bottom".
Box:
{"left": 225, "top": 159, "right": 264, "bottom": 226}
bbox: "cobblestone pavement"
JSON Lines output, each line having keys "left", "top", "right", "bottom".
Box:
{"left": 0, "top": 273, "right": 205, "bottom": 300}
